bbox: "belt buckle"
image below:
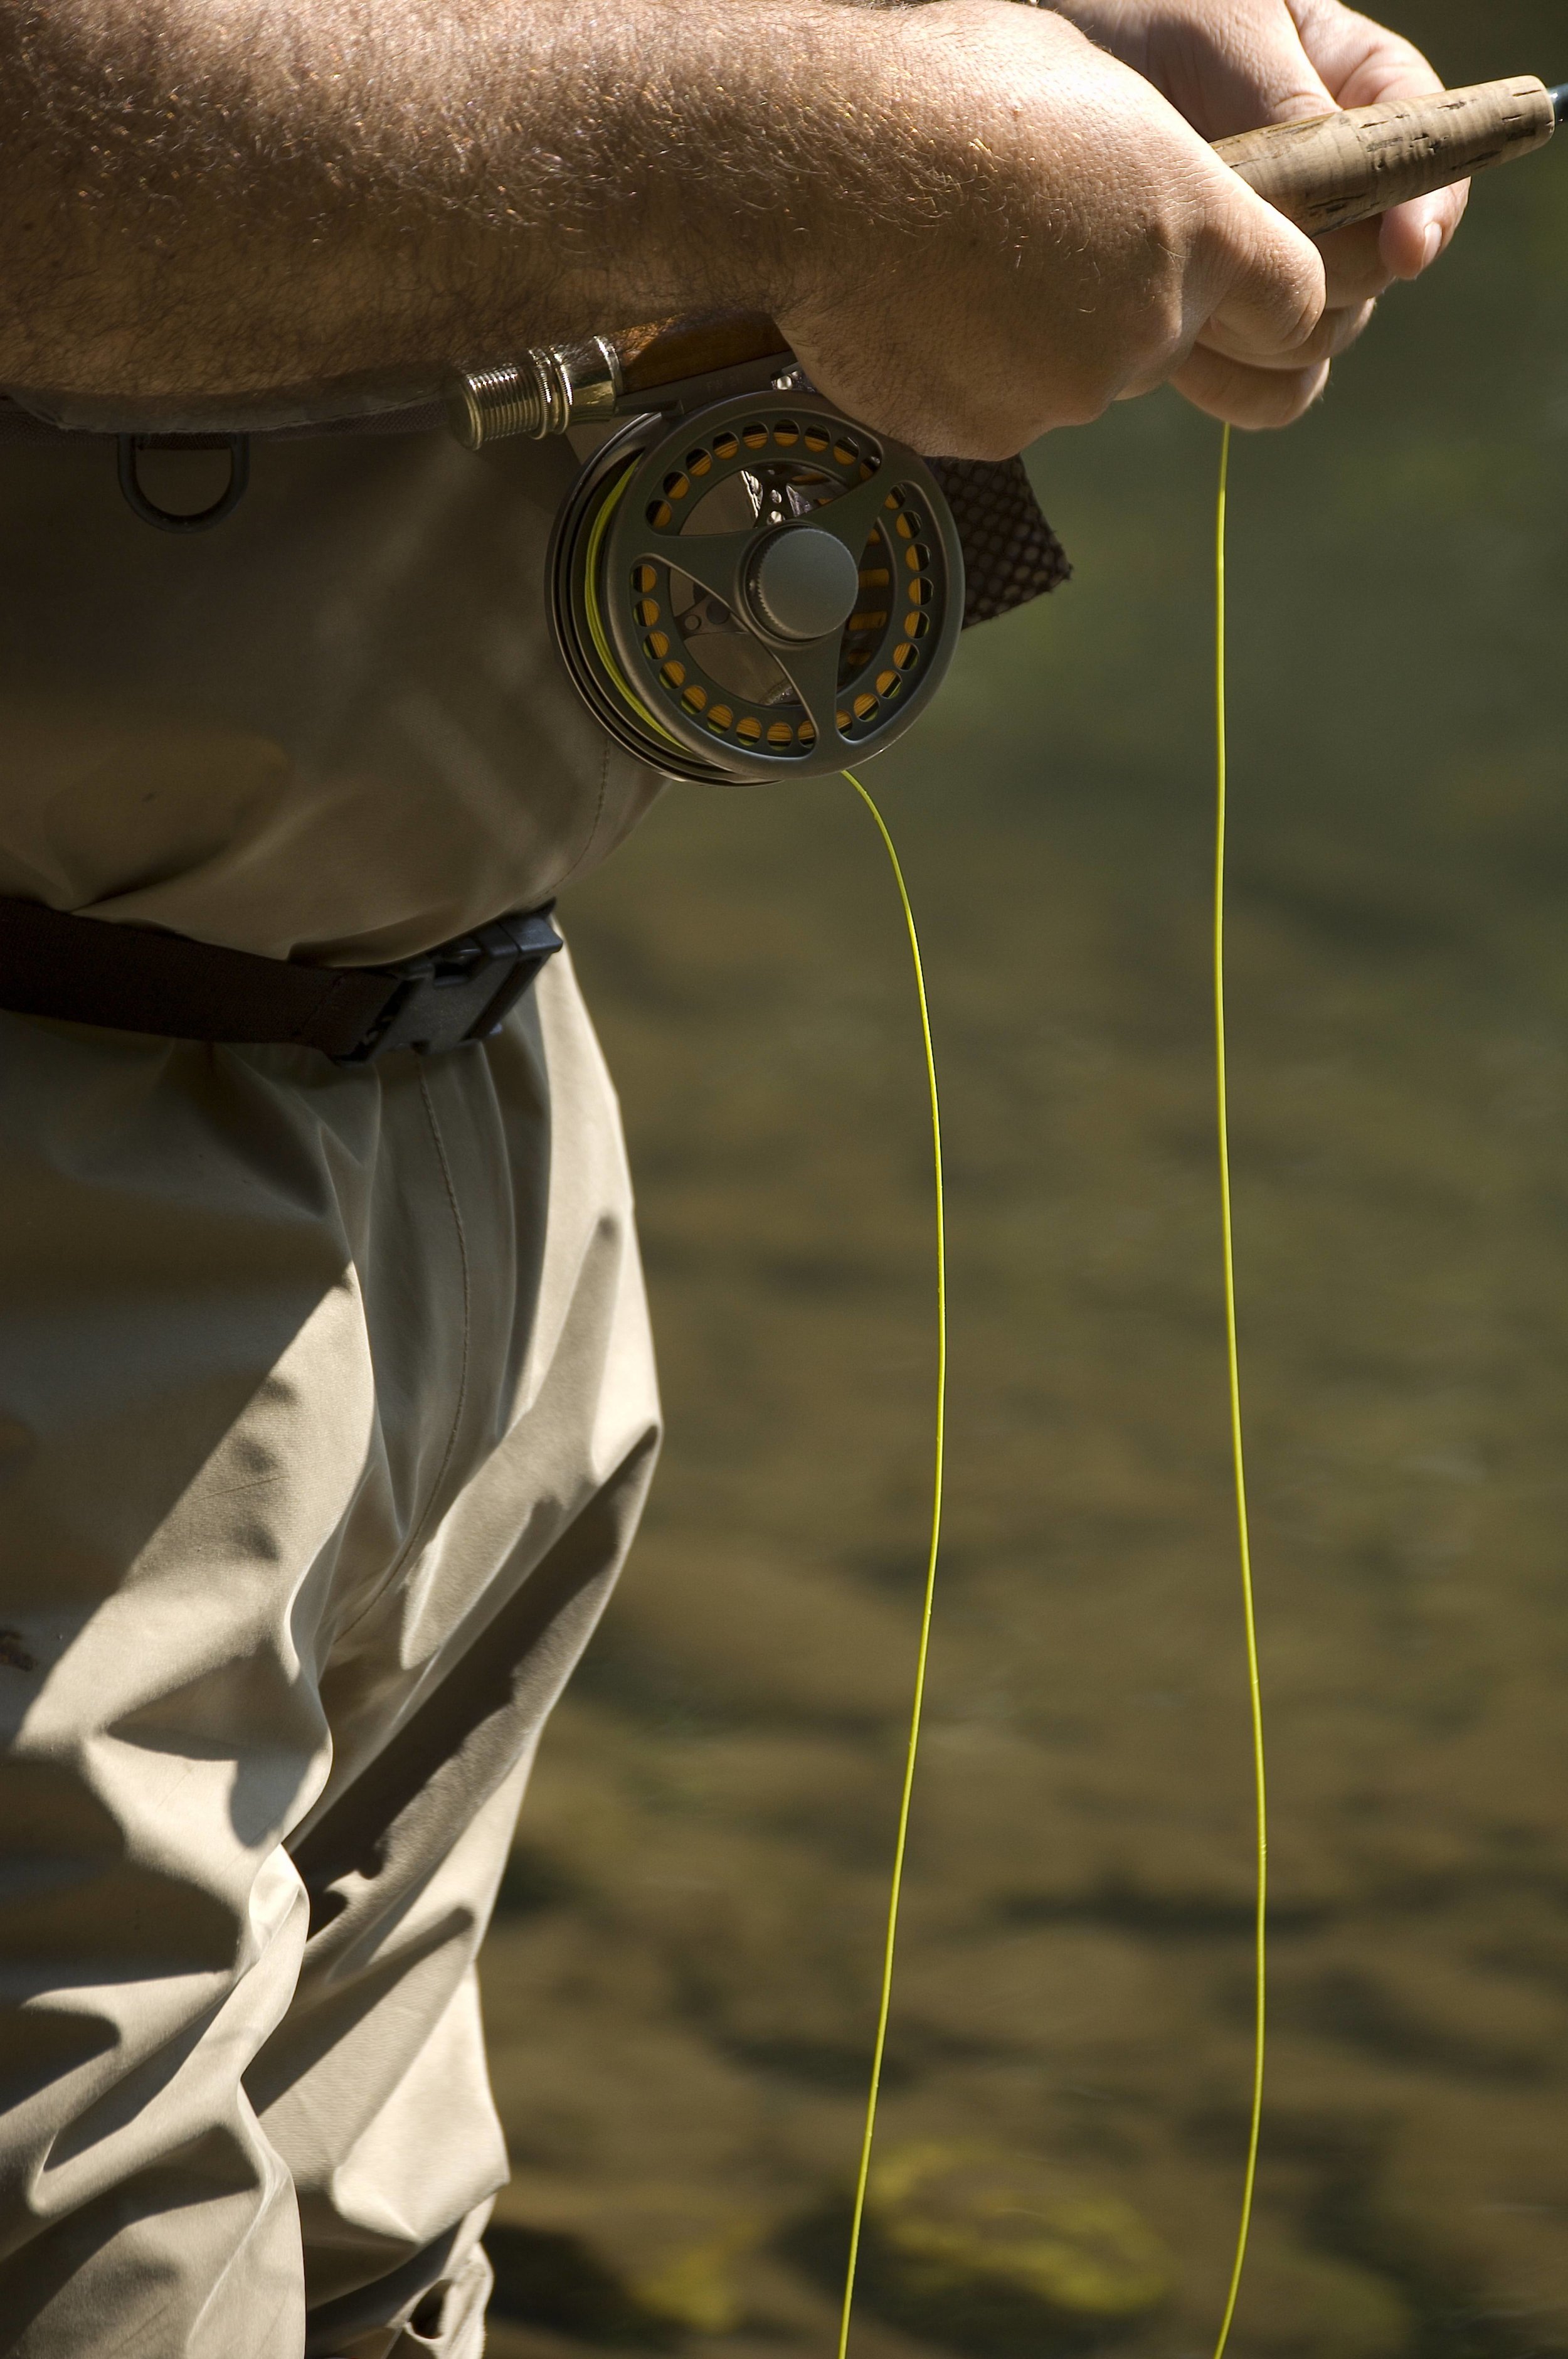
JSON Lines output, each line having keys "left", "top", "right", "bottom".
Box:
{"left": 341, "top": 905, "right": 563, "bottom": 1064}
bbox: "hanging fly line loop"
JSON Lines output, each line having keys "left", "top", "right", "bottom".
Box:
{"left": 834, "top": 425, "right": 1267, "bottom": 2359}
{"left": 834, "top": 772, "right": 947, "bottom": 2359}
{"left": 1209, "top": 425, "right": 1268, "bottom": 2359}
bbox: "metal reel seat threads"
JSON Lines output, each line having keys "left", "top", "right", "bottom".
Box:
{"left": 549, "top": 395, "right": 964, "bottom": 784}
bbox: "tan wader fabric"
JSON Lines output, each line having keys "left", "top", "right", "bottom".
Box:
{"left": 0, "top": 954, "right": 659, "bottom": 2356}
{"left": 0, "top": 430, "right": 667, "bottom": 2353}
{"left": 0, "top": 429, "right": 664, "bottom": 963}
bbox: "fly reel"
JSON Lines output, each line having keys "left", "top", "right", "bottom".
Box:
{"left": 549, "top": 393, "right": 964, "bottom": 785}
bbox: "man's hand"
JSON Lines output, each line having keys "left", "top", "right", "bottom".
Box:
{"left": 780, "top": 2, "right": 1330, "bottom": 452}
{"left": 1048, "top": 0, "right": 1467, "bottom": 423}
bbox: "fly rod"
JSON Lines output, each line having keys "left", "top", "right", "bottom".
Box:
{"left": 449, "top": 73, "right": 1568, "bottom": 444}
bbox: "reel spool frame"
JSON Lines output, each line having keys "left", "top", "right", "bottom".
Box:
{"left": 548, "top": 393, "right": 965, "bottom": 786}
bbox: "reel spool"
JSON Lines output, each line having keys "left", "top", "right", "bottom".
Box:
{"left": 549, "top": 393, "right": 964, "bottom": 785}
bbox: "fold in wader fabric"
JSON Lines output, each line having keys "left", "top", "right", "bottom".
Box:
{"left": 0, "top": 951, "right": 660, "bottom": 2358}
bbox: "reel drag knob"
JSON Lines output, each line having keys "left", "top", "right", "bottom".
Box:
{"left": 743, "top": 526, "right": 862, "bottom": 642}
{"left": 549, "top": 393, "right": 964, "bottom": 785}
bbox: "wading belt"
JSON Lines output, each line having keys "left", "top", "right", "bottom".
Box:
{"left": 0, "top": 898, "right": 563, "bottom": 1063}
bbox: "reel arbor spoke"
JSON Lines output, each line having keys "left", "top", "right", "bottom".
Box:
{"left": 798, "top": 474, "right": 898, "bottom": 565}
{"left": 768, "top": 637, "right": 851, "bottom": 750}
{"left": 640, "top": 528, "right": 757, "bottom": 612}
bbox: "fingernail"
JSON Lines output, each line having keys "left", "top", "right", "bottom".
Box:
{"left": 1422, "top": 221, "right": 1443, "bottom": 268}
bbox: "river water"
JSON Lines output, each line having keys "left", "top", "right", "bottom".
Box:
{"left": 481, "top": 8, "right": 1568, "bottom": 2353}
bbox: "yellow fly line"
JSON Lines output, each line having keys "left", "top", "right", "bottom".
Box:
{"left": 832, "top": 420, "right": 1267, "bottom": 2359}
{"left": 1208, "top": 423, "right": 1268, "bottom": 2359}
{"left": 835, "top": 770, "right": 946, "bottom": 2359}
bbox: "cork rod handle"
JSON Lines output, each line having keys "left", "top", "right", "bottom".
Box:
{"left": 1214, "top": 75, "right": 1558, "bottom": 238}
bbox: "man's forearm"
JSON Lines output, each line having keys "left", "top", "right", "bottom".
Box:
{"left": 0, "top": 0, "right": 1337, "bottom": 452}
{"left": 0, "top": 0, "right": 922, "bottom": 427}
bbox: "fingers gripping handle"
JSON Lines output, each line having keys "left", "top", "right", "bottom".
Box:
{"left": 1213, "top": 75, "right": 1557, "bottom": 238}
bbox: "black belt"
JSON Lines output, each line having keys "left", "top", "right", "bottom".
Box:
{"left": 0, "top": 898, "right": 562, "bottom": 1063}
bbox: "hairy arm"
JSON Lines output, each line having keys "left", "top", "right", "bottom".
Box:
{"left": 0, "top": 0, "right": 899, "bottom": 426}
{"left": 0, "top": 0, "right": 1326, "bottom": 450}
